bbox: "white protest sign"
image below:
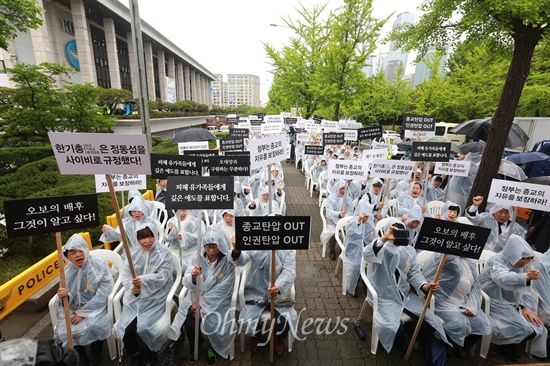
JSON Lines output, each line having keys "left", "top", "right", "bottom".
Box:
{"left": 434, "top": 160, "right": 472, "bottom": 177}
{"left": 370, "top": 159, "right": 416, "bottom": 180}
{"left": 264, "top": 115, "right": 284, "bottom": 124}
{"left": 362, "top": 149, "right": 389, "bottom": 161}
{"left": 261, "top": 122, "right": 283, "bottom": 135}
{"left": 178, "top": 141, "right": 209, "bottom": 155}
{"left": 306, "top": 122, "right": 322, "bottom": 134}
{"left": 249, "top": 134, "right": 287, "bottom": 170}
{"left": 297, "top": 133, "right": 310, "bottom": 142}
{"left": 48, "top": 132, "right": 151, "bottom": 175}
{"left": 337, "top": 130, "right": 358, "bottom": 141}
{"left": 296, "top": 120, "right": 306, "bottom": 129}
{"left": 371, "top": 141, "right": 392, "bottom": 151}
{"left": 280, "top": 112, "right": 291, "bottom": 118}
{"left": 95, "top": 174, "right": 147, "bottom": 192}
{"left": 321, "top": 120, "right": 339, "bottom": 132}
{"left": 488, "top": 179, "right": 550, "bottom": 212}
{"left": 237, "top": 120, "right": 251, "bottom": 129}
{"left": 327, "top": 159, "right": 370, "bottom": 181}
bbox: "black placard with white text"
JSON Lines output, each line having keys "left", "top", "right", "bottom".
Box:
{"left": 410, "top": 141, "right": 452, "bottom": 162}
{"left": 229, "top": 128, "right": 249, "bottom": 139}
{"left": 235, "top": 216, "right": 311, "bottom": 251}
{"left": 209, "top": 155, "right": 250, "bottom": 176}
{"left": 166, "top": 176, "right": 234, "bottom": 210}
{"left": 182, "top": 150, "right": 219, "bottom": 167}
{"left": 358, "top": 125, "right": 383, "bottom": 140}
{"left": 150, "top": 153, "right": 201, "bottom": 179}
{"left": 304, "top": 145, "right": 325, "bottom": 155}
{"left": 220, "top": 138, "right": 244, "bottom": 152}
{"left": 323, "top": 133, "right": 345, "bottom": 145}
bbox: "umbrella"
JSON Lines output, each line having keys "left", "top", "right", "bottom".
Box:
{"left": 505, "top": 151, "right": 550, "bottom": 165}
{"left": 459, "top": 141, "right": 486, "bottom": 154}
{"left": 426, "top": 137, "right": 461, "bottom": 154}
{"left": 524, "top": 176, "right": 550, "bottom": 185}
{"left": 397, "top": 141, "right": 412, "bottom": 151}
{"left": 498, "top": 159, "right": 527, "bottom": 181}
{"left": 171, "top": 128, "right": 216, "bottom": 144}
{"left": 450, "top": 117, "right": 529, "bottom": 149}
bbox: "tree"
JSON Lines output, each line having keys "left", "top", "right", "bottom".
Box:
{"left": 96, "top": 87, "right": 133, "bottom": 115}
{"left": 0, "top": 0, "right": 44, "bottom": 50}
{"left": 516, "top": 42, "right": 550, "bottom": 117}
{"left": 390, "top": 0, "right": 550, "bottom": 208}
{"left": 62, "top": 83, "right": 116, "bottom": 133}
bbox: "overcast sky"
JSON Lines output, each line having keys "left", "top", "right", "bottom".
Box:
{"left": 120, "top": 0, "right": 423, "bottom": 103}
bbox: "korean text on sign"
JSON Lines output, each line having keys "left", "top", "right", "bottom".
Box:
{"left": 235, "top": 216, "right": 311, "bottom": 251}
{"left": 166, "top": 176, "right": 234, "bottom": 210}
{"left": 249, "top": 134, "right": 287, "bottom": 170}
{"left": 488, "top": 179, "right": 550, "bottom": 212}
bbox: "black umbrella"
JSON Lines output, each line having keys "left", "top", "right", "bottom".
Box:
{"left": 459, "top": 140, "right": 486, "bottom": 154}
{"left": 450, "top": 117, "right": 529, "bottom": 149}
{"left": 524, "top": 176, "right": 550, "bottom": 185}
{"left": 171, "top": 128, "right": 216, "bottom": 144}
{"left": 505, "top": 151, "right": 550, "bottom": 165}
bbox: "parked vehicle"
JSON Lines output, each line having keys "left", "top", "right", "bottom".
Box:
{"left": 513, "top": 117, "right": 550, "bottom": 152}
{"left": 524, "top": 140, "right": 550, "bottom": 178}
{"left": 434, "top": 122, "right": 466, "bottom": 145}
{"left": 219, "top": 125, "right": 230, "bottom": 132}
{"left": 382, "top": 130, "right": 400, "bottom": 139}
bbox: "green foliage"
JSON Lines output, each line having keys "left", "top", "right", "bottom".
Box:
{"left": 62, "top": 83, "right": 116, "bottom": 132}
{"left": 517, "top": 43, "right": 550, "bottom": 117}
{"left": 0, "top": 0, "right": 44, "bottom": 50}
{"left": 0, "top": 146, "right": 53, "bottom": 175}
{"left": 96, "top": 87, "right": 134, "bottom": 114}
{"left": 148, "top": 99, "right": 157, "bottom": 111}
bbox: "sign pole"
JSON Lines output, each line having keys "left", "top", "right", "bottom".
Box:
{"left": 193, "top": 210, "right": 203, "bottom": 362}
{"left": 404, "top": 253, "right": 447, "bottom": 360}
{"left": 55, "top": 232, "right": 74, "bottom": 349}
{"left": 267, "top": 164, "right": 275, "bottom": 363}
{"left": 105, "top": 174, "right": 136, "bottom": 278}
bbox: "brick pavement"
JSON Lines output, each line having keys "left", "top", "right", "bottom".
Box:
{"left": 32, "top": 160, "right": 544, "bottom": 365}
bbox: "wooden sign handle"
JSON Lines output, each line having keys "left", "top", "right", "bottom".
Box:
{"left": 270, "top": 249, "right": 276, "bottom": 363}
{"left": 55, "top": 232, "right": 73, "bottom": 349}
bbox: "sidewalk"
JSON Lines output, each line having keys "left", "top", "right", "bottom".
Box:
{"left": 7, "top": 160, "right": 545, "bottom": 365}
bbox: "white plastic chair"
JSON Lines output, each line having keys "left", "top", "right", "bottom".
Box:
{"left": 318, "top": 171, "right": 328, "bottom": 207}
{"left": 48, "top": 250, "right": 123, "bottom": 361}
{"left": 427, "top": 200, "right": 445, "bottom": 218}
{"left": 375, "top": 217, "right": 399, "bottom": 238}
{"left": 278, "top": 190, "right": 287, "bottom": 215}
{"left": 320, "top": 199, "right": 328, "bottom": 257}
{"left": 476, "top": 250, "right": 496, "bottom": 358}
{"left": 333, "top": 216, "right": 354, "bottom": 295}
{"left": 455, "top": 216, "right": 474, "bottom": 225}
{"left": 151, "top": 201, "right": 168, "bottom": 228}
{"left": 238, "top": 261, "right": 296, "bottom": 353}
{"left": 386, "top": 199, "right": 397, "bottom": 218}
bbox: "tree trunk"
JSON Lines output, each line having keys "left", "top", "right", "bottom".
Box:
{"left": 467, "top": 25, "right": 542, "bottom": 210}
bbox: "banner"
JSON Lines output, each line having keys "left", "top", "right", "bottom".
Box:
{"left": 235, "top": 216, "right": 311, "bottom": 251}
{"left": 488, "top": 179, "right": 550, "bottom": 212}
{"left": 403, "top": 114, "right": 436, "bottom": 139}
{"left": 166, "top": 176, "right": 233, "bottom": 210}
{"left": 410, "top": 141, "right": 452, "bottom": 162}
{"left": 249, "top": 134, "right": 286, "bottom": 170}
{"left": 370, "top": 159, "right": 416, "bottom": 180}
{"left": 327, "top": 159, "right": 370, "bottom": 180}
{"left": 150, "top": 153, "right": 201, "bottom": 179}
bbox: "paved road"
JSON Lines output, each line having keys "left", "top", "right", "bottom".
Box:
{"left": 1, "top": 160, "right": 545, "bottom": 365}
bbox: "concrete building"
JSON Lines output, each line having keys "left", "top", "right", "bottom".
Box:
{"left": 212, "top": 73, "right": 260, "bottom": 107}
{"left": 384, "top": 12, "right": 415, "bottom": 81}
{"left": 413, "top": 45, "right": 448, "bottom": 88}
{"left": 1, "top": 0, "right": 215, "bottom": 105}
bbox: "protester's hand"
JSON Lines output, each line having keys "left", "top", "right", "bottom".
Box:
{"left": 102, "top": 225, "right": 108, "bottom": 233}
{"left": 339, "top": 211, "right": 346, "bottom": 218}
{"left": 472, "top": 196, "right": 483, "bottom": 206}
{"left": 191, "top": 265, "right": 202, "bottom": 277}
{"left": 131, "top": 285, "right": 140, "bottom": 295}
{"left": 377, "top": 202, "right": 384, "bottom": 209}
{"left": 251, "top": 200, "right": 256, "bottom": 206}
{"left": 401, "top": 214, "right": 409, "bottom": 221}
{"left": 382, "top": 226, "right": 397, "bottom": 242}
{"left": 231, "top": 236, "right": 236, "bottom": 247}
{"left": 131, "top": 276, "right": 142, "bottom": 287}
{"left": 522, "top": 307, "right": 543, "bottom": 326}
{"left": 189, "top": 302, "right": 197, "bottom": 314}
{"left": 423, "top": 282, "right": 439, "bottom": 292}
{"left": 268, "top": 284, "right": 280, "bottom": 297}
{"left": 376, "top": 213, "right": 383, "bottom": 221}
{"left": 526, "top": 269, "right": 540, "bottom": 281}
{"left": 168, "top": 222, "right": 174, "bottom": 231}
{"left": 358, "top": 211, "right": 366, "bottom": 222}
{"left": 245, "top": 188, "right": 250, "bottom": 195}
{"left": 434, "top": 213, "right": 441, "bottom": 220}
{"left": 70, "top": 314, "right": 84, "bottom": 324}
{"left": 177, "top": 234, "right": 182, "bottom": 241}
{"left": 57, "top": 288, "right": 69, "bottom": 299}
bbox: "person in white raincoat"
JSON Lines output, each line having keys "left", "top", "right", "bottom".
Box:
{"left": 446, "top": 152, "right": 481, "bottom": 213}
{"left": 165, "top": 209, "right": 200, "bottom": 272}
{"left": 248, "top": 186, "right": 281, "bottom": 216}
{"left": 479, "top": 234, "right": 547, "bottom": 361}
{"left": 126, "top": 190, "right": 155, "bottom": 220}
{"left": 533, "top": 247, "right": 550, "bottom": 326}
{"left": 402, "top": 205, "right": 424, "bottom": 248}
{"left": 396, "top": 182, "right": 428, "bottom": 218}
{"left": 425, "top": 176, "right": 445, "bottom": 202}
{"left": 343, "top": 202, "right": 375, "bottom": 296}
{"left": 169, "top": 228, "right": 236, "bottom": 363}
{"left": 362, "top": 221, "right": 448, "bottom": 362}
{"left": 435, "top": 201, "right": 461, "bottom": 221}
{"left": 230, "top": 243, "right": 297, "bottom": 357}
{"left": 55, "top": 234, "right": 113, "bottom": 366}
{"left": 215, "top": 209, "right": 236, "bottom": 245}
{"left": 323, "top": 179, "right": 354, "bottom": 261}
{"left": 113, "top": 223, "right": 173, "bottom": 366}
{"left": 359, "top": 178, "right": 385, "bottom": 221}
{"left": 421, "top": 253, "right": 491, "bottom": 351}
{"left": 465, "top": 196, "right": 526, "bottom": 252}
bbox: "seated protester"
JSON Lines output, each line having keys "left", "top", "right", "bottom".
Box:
{"left": 230, "top": 239, "right": 297, "bottom": 357}
{"left": 126, "top": 190, "right": 155, "bottom": 220}
{"left": 165, "top": 209, "right": 200, "bottom": 272}
{"left": 55, "top": 234, "right": 113, "bottom": 366}
{"left": 248, "top": 186, "right": 281, "bottom": 216}
{"left": 359, "top": 178, "right": 385, "bottom": 221}
{"left": 232, "top": 181, "right": 247, "bottom": 216}
{"left": 465, "top": 196, "right": 526, "bottom": 252}
{"left": 362, "top": 222, "right": 448, "bottom": 363}
{"left": 425, "top": 176, "right": 445, "bottom": 202}
{"left": 100, "top": 198, "right": 158, "bottom": 250}
{"left": 532, "top": 247, "right": 550, "bottom": 326}
{"left": 169, "top": 229, "right": 235, "bottom": 364}
{"left": 215, "top": 209, "right": 236, "bottom": 245}
{"left": 248, "top": 168, "right": 263, "bottom": 198}
{"left": 322, "top": 180, "right": 354, "bottom": 261}
{"left": 343, "top": 202, "right": 376, "bottom": 296}
{"left": 396, "top": 181, "right": 428, "bottom": 218}
{"left": 113, "top": 223, "right": 174, "bottom": 366}
{"left": 154, "top": 179, "right": 173, "bottom": 222}
{"left": 400, "top": 205, "right": 423, "bottom": 247}
{"left": 345, "top": 179, "right": 362, "bottom": 201}
{"left": 421, "top": 253, "right": 491, "bottom": 355}
{"left": 479, "top": 234, "right": 547, "bottom": 361}
{"left": 434, "top": 201, "right": 460, "bottom": 221}
{"left": 446, "top": 152, "right": 481, "bottom": 213}
{"left": 395, "top": 172, "right": 418, "bottom": 197}
{"left": 311, "top": 158, "right": 328, "bottom": 189}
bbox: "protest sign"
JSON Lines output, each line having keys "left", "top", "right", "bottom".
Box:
{"left": 297, "top": 133, "right": 310, "bottom": 142}
{"left": 488, "top": 179, "right": 550, "bottom": 212}
{"left": 208, "top": 155, "right": 250, "bottom": 176}
{"left": 337, "top": 130, "right": 358, "bottom": 142}
{"left": 321, "top": 120, "right": 339, "bottom": 132}
{"left": 296, "top": 120, "right": 307, "bottom": 129}
{"left": 264, "top": 115, "right": 284, "bottom": 124}
{"left": 370, "top": 159, "right": 416, "bottom": 180}
{"left": 4, "top": 194, "right": 99, "bottom": 238}
{"left": 249, "top": 134, "right": 286, "bottom": 170}
{"left": 327, "top": 159, "right": 370, "bottom": 180}
{"left": 226, "top": 117, "right": 239, "bottom": 124}
{"left": 261, "top": 122, "right": 283, "bottom": 135}
{"left": 235, "top": 216, "right": 311, "bottom": 251}
{"left": 362, "top": 149, "right": 389, "bottom": 161}
{"left": 48, "top": 132, "right": 151, "bottom": 175}
{"left": 236, "top": 120, "right": 251, "bottom": 129}
{"left": 371, "top": 141, "right": 392, "bottom": 152}
{"left": 304, "top": 145, "right": 325, "bottom": 155}
{"left": 306, "top": 122, "right": 322, "bottom": 134}
{"left": 182, "top": 150, "right": 219, "bottom": 167}
{"left": 229, "top": 128, "right": 249, "bottom": 139}
{"left": 323, "top": 132, "right": 345, "bottom": 145}
{"left": 250, "top": 120, "right": 262, "bottom": 133}
{"left": 178, "top": 141, "right": 208, "bottom": 155}
{"left": 410, "top": 141, "right": 452, "bottom": 162}
{"left": 220, "top": 138, "right": 244, "bottom": 151}
{"left": 358, "top": 125, "right": 383, "bottom": 140}
{"left": 166, "top": 176, "right": 234, "bottom": 210}
{"left": 95, "top": 174, "right": 146, "bottom": 192}
{"left": 285, "top": 117, "right": 298, "bottom": 124}
{"left": 415, "top": 218, "right": 491, "bottom": 259}
{"left": 403, "top": 114, "right": 436, "bottom": 139}
{"left": 434, "top": 161, "right": 471, "bottom": 177}
{"left": 150, "top": 153, "right": 201, "bottom": 178}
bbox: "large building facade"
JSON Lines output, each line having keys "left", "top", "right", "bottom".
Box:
{"left": 1, "top": 0, "right": 215, "bottom": 105}
{"left": 211, "top": 74, "right": 260, "bottom": 108}
{"left": 384, "top": 12, "right": 415, "bottom": 81}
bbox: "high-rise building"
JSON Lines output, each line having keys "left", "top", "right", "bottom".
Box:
{"left": 413, "top": 45, "right": 449, "bottom": 88}
{"left": 212, "top": 74, "right": 260, "bottom": 107}
{"left": 384, "top": 12, "right": 415, "bottom": 81}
